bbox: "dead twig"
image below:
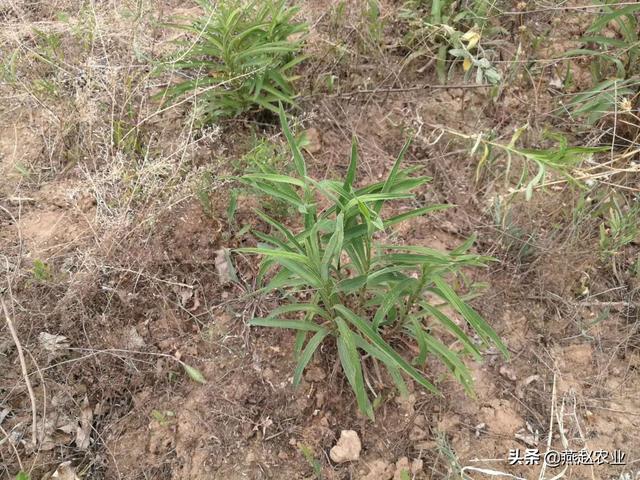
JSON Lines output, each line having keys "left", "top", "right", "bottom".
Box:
{"left": 1, "top": 297, "right": 38, "bottom": 449}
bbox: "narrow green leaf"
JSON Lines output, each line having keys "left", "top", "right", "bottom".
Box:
{"left": 250, "top": 318, "right": 323, "bottom": 332}
{"left": 266, "top": 303, "right": 331, "bottom": 320}
{"left": 384, "top": 204, "right": 453, "bottom": 228}
{"left": 408, "top": 316, "right": 428, "bottom": 366}
{"left": 183, "top": 363, "right": 206, "bottom": 384}
{"left": 344, "top": 136, "right": 358, "bottom": 191}
{"left": 336, "top": 317, "right": 374, "bottom": 419}
{"left": 242, "top": 173, "right": 305, "bottom": 187}
{"left": 335, "top": 304, "right": 439, "bottom": 395}
{"left": 293, "top": 329, "right": 329, "bottom": 386}
{"left": 431, "top": 276, "right": 508, "bottom": 358}
{"left": 352, "top": 330, "right": 409, "bottom": 397}
{"left": 419, "top": 302, "right": 481, "bottom": 360}
{"left": 587, "top": 5, "right": 640, "bottom": 33}
{"left": 253, "top": 210, "right": 304, "bottom": 252}
{"left": 373, "top": 279, "right": 413, "bottom": 328}
{"left": 374, "top": 136, "right": 413, "bottom": 213}
{"left": 237, "top": 247, "right": 309, "bottom": 263}
{"left": 321, "top": 213, "right": 344, "bottom": 280}
{"left": 278, "top": 102, "right": 306, "bottom": 177}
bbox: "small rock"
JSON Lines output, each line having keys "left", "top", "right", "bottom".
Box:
{"left": 52, "top": 461, "right": 80, "bottom": 480}
{"left": 302, "top": 128, "right": 322, "bottom": 153}
{"left": 215, "top": 249, "right": 236, "bottom": 285}
{"left": 499, "top": 365, "right": 517, "bottom": 381}
{"left": 411, "top": 458, "right": 423, "bottom": 475}
{"left": 515, "top": 374, "right": 540, "bottom": 399}
{"left": 396, "top": 393, "right": 416, "bottom": 415}
{"left": 330, "top": 430, "right": 361, "bottom": 464}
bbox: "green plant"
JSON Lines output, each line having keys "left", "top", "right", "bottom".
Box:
{"left": 195, "top": 170, "right": 215, "bottom": 217}
{"left": 565, "top": 3, "right": 640, "bottom": 82}
{"left": 599, "top": 197, "right": 640, "bottom": 259}
{"left": 567, "top": 77, "right": 637, "bottom": 126}
{"left": 33, "top": 259, "right": 52, "bottom": 281}
{"left": 0, "top": 47, "right": 19, "bottom": 83}
{"left": 450, "top": 125, "right": 608, "bottom": 200}
{"left": 237, "top": 105, "right": 507, "bottom": 419}
{"left": 436, "top": 431, "right": 463, "bottom": 478}
{"left": 490, "top": 197, "right": 536, "bottom": 262}
{"left": 230, "top": 133, "right": 311, "bottom": 223}
{"left": 399, "top": 0, "right": 501, "bottom": 84}
{"left": 363, "top": 0, "right": 383, "bottom": 50}
{"left": 299, "top": 444, "right": 323, "bottom": 479}
{"left": 159, "top": 0, "right": 307, "bottom": 123}
{"left": 563, "top": 3, "right": 640, "bottom": 124}
{"left": 15, "top": 473, "right": 30, "bottom": 480}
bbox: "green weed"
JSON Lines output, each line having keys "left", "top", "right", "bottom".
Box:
{"left": 452, "top": 126, "right": 608, "bottom": 200}
{"left": 563, "top": 3, "right": 640, "bottom": 124}
{"left": 363, "top": 0, "right": 383, "bottom": 51}
{"left": 436, "top": 431, "right": 464, "bottom": 478}
{"left": 490, "top": 197, "right": 536, "bottom": 263}
{"left": 299, "top": 444, "right": 323, "bottom": 479}
{"left": 232, "top": 135, "right": 297, "bottom": 220}
{"left": 0, "top": 48, "right": 20, "bottom": 83}
{"left": 159, "top": 0, "right": 307, "bottom": 123}
{"left": 237, "top": 105, "right": 507, "bottom": 419}
{"left": 567, "top": 77, "right": 638, "bottom": 126}
{"left": 33, "top": 259, "right": 52, "bottom": 281}
{"left": 399, "top": 0, "right": 501, "bottom": 84}
{"left": 598, "top": 197, "right": 640, "bottom": 259}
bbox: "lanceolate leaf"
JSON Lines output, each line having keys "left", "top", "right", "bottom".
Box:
{"left": 335, "top": 304, "right": 439, "bottom": 395}
{"left": 293, "top": 329, "right": 329, "bottom": 386}
{"left": 344, "top": 137, "right": 359, "bottom": 191}
{"left": 250, "top": 318, "right": 323, "bottom": 331}
{"left": 352, "top": 334, "right": 409, "bottom": 397}
{"left": 321, "top": 213, "right": 344, "bottom": 280}
{"left": 374, "top": 136, "right": 413, "bottom": 214}
{"left": 336, "top": 317, "right": 374, "bottom": 419}
{"left": 278, "top": 103, "right": 306, "bottom": 177}
{"left": 431, "top": 276, "right": 508, "bottom": 358}
{"left": 419, "top": 302, "right": 482, "bottom": 360}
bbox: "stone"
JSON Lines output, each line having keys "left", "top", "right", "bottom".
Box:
{"left": 330, "top": 430, "right": 361, "bottom": 464}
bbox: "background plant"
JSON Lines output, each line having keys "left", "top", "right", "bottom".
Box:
{"left": 237, "top": 106, "right": 507, "bottom": 419}
{"left": 449, "top": 126, "right": 608, "bottom": 200}
{"left": 399, "top": 0, "right": 501, "bottom": 84}
{"left": 159, "top": 0, "right": 307, "bottom": 123}
{"left": 563, "top": 3, "right": 640, "bottom": 125}
{"left": 598, "top": 196, "right": 640, "bottom": 260}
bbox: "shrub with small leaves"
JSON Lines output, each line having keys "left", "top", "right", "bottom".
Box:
{"left": 237, "top": 105, "right": 508, "bottom": 419}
